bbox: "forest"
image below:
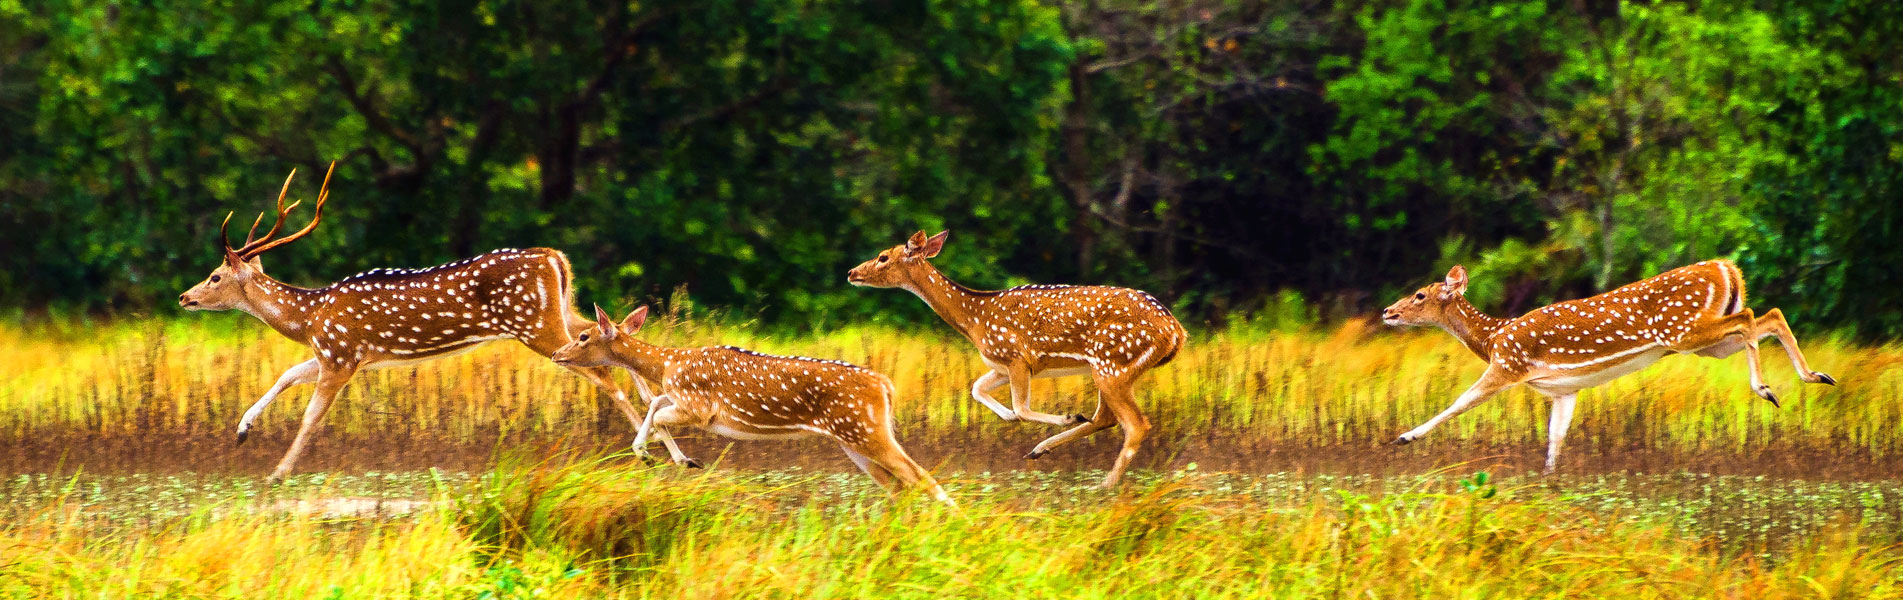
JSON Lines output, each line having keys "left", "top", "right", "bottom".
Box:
{"left": 1, "top": 0, "right": 1898, "bottom": 336}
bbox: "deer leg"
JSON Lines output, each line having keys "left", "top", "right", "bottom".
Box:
{"left": 1393, "top": 367, "right": 1516, "bottom": 445}
{"left": 636, "top": 398, "right": 701, "bottom": 468}
{"left": 1754, "top": 308, "right": 1836, "bottom": 385}
{"left": 267, "top": 366, "right": 355, "bottom": 484}
{"left": 969, "top": 371, "right": 1018, "bottom": 420}
{"left": 855, "top": 436, "right": 954, "bottom": 506}
{"left": 1675, "top": 310, "right": 1780, "bottom": 406}
{"left": 563, "top": 365, "right": 689, "bottom": 464}
{"left": 1007, "top": 361, "right": 1089, "bottom": 426}
{"left": 237, "top": 359, "right": 320, "bottom": 446}
{"left": 840, "top": 443, "right": 899, "bottom": 490}
{"left": 1094, "top": 370, "right": 1150, "bottom": 489}
{"left": 1025, "top": 395, "right": 1115, "bottom": 460}
{"left": 1543, "top": 393, "right": 1578, "bottom": 474}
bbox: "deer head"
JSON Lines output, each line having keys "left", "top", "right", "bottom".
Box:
{"left": 846, "top": 230, "right": 948, "bottom": 289}
{"left": 179, "top": 163, "right": 333, "bottom": 311}
{"left": 552, "top": 305, "right": 650, "bottom": 367}
{"left": 1383, "top": 265, "right": 1469, "bottom": 327}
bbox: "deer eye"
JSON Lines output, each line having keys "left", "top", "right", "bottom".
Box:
{"left": 210, "top": 275, "right": 221, "bottom": 283}
{"left": 577, "top": 333, "right": 590, "bottom": 342}
{"left": 1414, "top": 292, "right": 1426, "bottom": 300}
{"left": 878, "top": 254, "right": 889, "bottom": 263}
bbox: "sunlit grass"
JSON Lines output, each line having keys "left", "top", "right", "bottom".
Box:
{"left": 1, "top": 315, "right": 1896, "bottom": 457}
{"left": 3, "top": 463, "right": 1901, "bottom": 599}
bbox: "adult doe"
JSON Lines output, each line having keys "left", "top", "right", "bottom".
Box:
{"left": 1382, "top": 262, "right": 1835, "bottom": 472}
{"left": 848, "top": 230, "right": 1186, "bottom": 488}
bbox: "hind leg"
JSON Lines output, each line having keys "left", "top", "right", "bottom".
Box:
{"left": 1092, "top": 369, "right": 1151, "bottom": 489}
{"left": 1025, "top": 396, "right": 1114, "bottom": 459}
{"left": 1753, "top": 308, "right": 1835, "bottom": 385}
{"left": 854, "top": 435, "right": 953, "bottom": 505}
{"left": 841, "top": 443, "right": 899, "bottom": 490}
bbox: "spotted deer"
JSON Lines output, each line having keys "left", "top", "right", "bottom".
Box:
{"left": 178, "top": 164, "right": 683, "bottom": 482}
{"left": 551, "top": 305, "right": 954, "bottom": 504}
{"left": 847, "top": 230, "right": 1187, "bottom": 488}
{"left": 1381, "top": 261, "right": 1836, "bottom": 472}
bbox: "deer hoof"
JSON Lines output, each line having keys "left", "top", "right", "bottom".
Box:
{"left": 1813, "top": 372, "right": 1837, "bottom": 386}
{"left": 680, "top": 458, "right": 705, "bottom": 469}
{"left": 1068, "top": 414, "right": 1091, "bottom": 424}
{"left": 1390, "top": 435, "right": 1415, "bottom": 446}
{"left": 235, "top": 430, "right": 249, "bottom": 447}
{"left": 265, "top": 473, "right": 286, "bottom": 487}
{"left": 1025, "top": 449, "right": 1048, "bottom": 460}
{"left": 1756, "top": 385, "right": 1780, "bottom": 408}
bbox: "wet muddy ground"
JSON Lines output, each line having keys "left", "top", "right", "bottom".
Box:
{"left": 6, "top": 427, "right": 1899, "bottom": 481}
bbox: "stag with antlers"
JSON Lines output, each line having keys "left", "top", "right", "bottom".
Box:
{"left": 848, "top": 230, "right": 1187, "bottom": 488}
{"left": 1382, "top": 262, "right": 1836, "bottom": 472}
{"left": 179, "top": 164, "right": 684, "bottom": 482}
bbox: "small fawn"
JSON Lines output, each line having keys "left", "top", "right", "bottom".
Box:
{"left": 1382, "top": 262, "right": 1836, "bottom": 472}
{"left": 551, "top": 305, "right": 954, "bottom": 504}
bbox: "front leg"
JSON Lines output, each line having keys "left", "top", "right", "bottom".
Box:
{"left": 1672, "top": 310, "right": 1780, "bottom": 406}
{"left": 1393, "top": 365, "right": 1517, "bottom": 445}
{"left": 1006, "top": 361, "right": 1088, "bottom": 426}
{"left": 267, "top": 363, "right": 357, "bottom": 484}
{"left": 565, "top": 366, "right": 691, "bottom": 465}
{"left": 969, "top": 371, "right": 1018, "bottom": 420}
{"left": 634, "top": 394, "right": 700, "bottom": 468}
{"left": 1543, "top": 393, "right": 1578, "bottom": 474}
{"left": 237, "top": 358, "right": 320, "bottom": 445}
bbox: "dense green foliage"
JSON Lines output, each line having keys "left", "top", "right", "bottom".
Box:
{"left": 1, "top": 0, "right": 1897, "bottom": 336}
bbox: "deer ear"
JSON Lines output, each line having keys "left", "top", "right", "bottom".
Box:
{"left": 593, "top": 304, "right": 618, "bottom": 340}
{"left": 905, "top": 230, "right": 930, "bottom": 253}
{"left": 621, "top": 305, "right": 650, "bottom": 334}
{"left": 1442, "top": 265, "right": 1469, "bottom": 299}
{"left": 918, "top": 230, "right": 948, "bottom": 258}
{"left": 244, "top": 255, "right": 263, "bottom": 272}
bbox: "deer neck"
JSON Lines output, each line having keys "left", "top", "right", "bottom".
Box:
{"left": 902, "top": 263, "right": 986, "bottom": 340}
{"left": 609, "top": 338, "right": 681, "bottom": 383}
{"left": 1439, "top": 298, "right": 1507, "bottom": 360}
{"left": 239, "top": 275, "right": 321, "bottom": 342}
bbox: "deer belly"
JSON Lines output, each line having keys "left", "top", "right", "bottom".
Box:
{"left": 362, "top": 336, "right": 507, "bottom": 370}
{"left": 1531, "top": 347, "right": 1671, "bottom": 391}
{"left": 704, "top": 421, "right": 814, "bottom": 441}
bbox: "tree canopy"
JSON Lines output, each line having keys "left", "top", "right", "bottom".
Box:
{"left": 2, "top": 0, "right": 1897, "bottom": 338}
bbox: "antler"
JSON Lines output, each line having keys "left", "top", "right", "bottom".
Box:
{"left": 225, "top": 161, "right": 336, "bottom": 260}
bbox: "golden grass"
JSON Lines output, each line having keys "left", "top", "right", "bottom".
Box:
{"left": 4, "top": 464, "right": 1901, "bottom": 599}
{"left": 2, "top": 315, "right": 1897, "bottom": 458}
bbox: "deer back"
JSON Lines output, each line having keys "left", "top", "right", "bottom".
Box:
{"left": 1492, "top": 260, "right": 1744, "bottom": 372}
{"left": 661, "top": 346, "right": 893, "bottom": 445}
{"left": 304, "top": 248, "right": 576, "bottom": 367}
{"left": 969, "top": 284, "right": 1187, "bottom": 372}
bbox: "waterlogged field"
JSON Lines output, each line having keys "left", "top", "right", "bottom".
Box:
{"left": 2, "top": 316, "right": 1902, "bottom": 597}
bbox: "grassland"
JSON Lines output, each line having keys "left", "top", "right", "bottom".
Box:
{"left": 2, "top": 315, "right": 1901, "bottom": 598}
{"left": 1, "top": 313, "right": 1897, "bottom": 474}
{"left": 4, "top": 461, "right": 1903, "bottom": 598}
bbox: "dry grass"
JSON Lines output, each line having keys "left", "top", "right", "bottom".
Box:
{"left": 1, "top": 315, "right": 1896, "bottom": 461}
{"left": 4, "top": 462, "right": 1901, "bottom": 599}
